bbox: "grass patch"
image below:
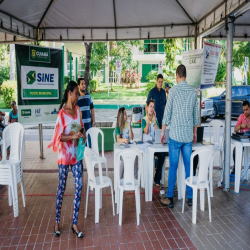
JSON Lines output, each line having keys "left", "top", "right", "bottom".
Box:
{"left": 91, "top": 83, "right": 148, "bottom": 102}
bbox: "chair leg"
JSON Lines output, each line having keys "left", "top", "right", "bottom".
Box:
{"left": 138, "top": 188, "right": 141, "bottom": 214}
{"left": 99, "top": 189, "right": 102, "bottom": 209}
{"left": 8, "top": 185, "right": 12, "bottom": 206}
{"left": 105, "top": 161, "right": 108, "bottom": 177}
{"left": 95, "top": 188, "right": 100, "bottom": 223}
{"left": 20, "top": 176, "right": 26, "bottom": 207}
{"left": 209, "top": 163, "right": 213, "bottom": 198}
{"left": 182, "top": 185, "right": 186, "bottom": 213}
{"left": 119, "top": 188, "right": 124, "bottom": 226}
{"left": 207, "top": 184, "right": 212, "bottom": 222}
{"left": 200, "top": 188, "right": 205, "bottom": 211}
{"left": 85, "top": 181, "right": 90, "bottom": 218}
{"left": 136, "top": 187, "right": 140, "bottom": 225}
{"left": 110, "top": 183, "right": 115, "bottom": 216}
{"left": 192, "top": 188, "right": 198, "bottom": 224}
{"left": 116, "top": 187, "right": 120, "bottom": 215}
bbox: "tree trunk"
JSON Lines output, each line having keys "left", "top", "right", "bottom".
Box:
{"left": 84, "top": 42, "right": 92, "bottom": 91}
{"left": 10, "top": 44, "right": 15, "bottom": 81}
{"left": 109, "top": 42, "right": 113, "bottom": 91}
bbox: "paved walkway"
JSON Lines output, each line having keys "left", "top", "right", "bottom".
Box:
{"left": 1, "top": 138, "right": 250, "bottom": 249}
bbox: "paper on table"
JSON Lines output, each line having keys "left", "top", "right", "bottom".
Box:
{"left": 137, "top": 142, "right": 151, "bottom": 152}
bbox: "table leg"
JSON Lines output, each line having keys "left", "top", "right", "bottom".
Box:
{"left": 234, "top": 143, "right": 242, "bottom": 193}
{"left": 114, "top": 149, "right": 118, "bottom": 203}
{"left": 177, "top": 151, "right": 185, "bottom": 200}
{"left": 244, "top": 147, "right": 250, "bottom": 181}
{"left": 147, "top": 149, "right": 154, "bottom": 202}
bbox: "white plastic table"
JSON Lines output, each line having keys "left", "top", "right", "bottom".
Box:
{"left": 231, "top": 139, "right": 250, "bottom": 193}
{"left": 146, "top": 143, "right": 214, "bottom": 202}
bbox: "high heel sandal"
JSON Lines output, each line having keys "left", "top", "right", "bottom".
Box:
{"left": 54, "top": 225, "right": 60, "bottom": 237}
{"left": 72, "top": 225, "right": 84, "bottom": 238}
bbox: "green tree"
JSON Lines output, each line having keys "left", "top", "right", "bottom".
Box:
{"left": 81, "top": 41, "right": 144, "bottom": 91}
{"left": 0, "top": 45, "right": 10, "bottom": 84}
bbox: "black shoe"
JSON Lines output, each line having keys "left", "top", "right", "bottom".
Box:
{"left": 54, "top": 225, "right": 60, "bottom": 237}
{"left": 72, "top": 226, "right": 84, "bottom": 238}
{"left": 187, "top": 198, "right": 193, "bottom": 206}
{"left": 160, "top": 197, "right": 174, "bottom": 208}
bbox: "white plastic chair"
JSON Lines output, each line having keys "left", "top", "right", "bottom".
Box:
{"left": 208, "top": 120, "right": 225, "bottom": 195}
{"left": 0, "top": 123, "right": 25, "bottom": 217}
{"left": 84, "top": 147, "right": 115, "bottom": 223}
{"left": 86, "top": 127, "right": 108, "bottom": 176}
{"left": 182, "top": 147, "right": 215, "bottom": 224}
{"left": 116, "top": 149, "right": 142, "bottom": 225}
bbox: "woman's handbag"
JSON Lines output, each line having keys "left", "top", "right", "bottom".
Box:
{"left": 77, "top": 138, "right": 86, "bottom": 161}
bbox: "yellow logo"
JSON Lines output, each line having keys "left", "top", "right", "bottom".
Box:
{"left": 31, "top": 49, "right": 36, "bottom": 58}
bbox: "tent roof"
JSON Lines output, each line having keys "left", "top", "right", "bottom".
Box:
{"left": 0, "top": 0, "right": 250, "bottom": 43}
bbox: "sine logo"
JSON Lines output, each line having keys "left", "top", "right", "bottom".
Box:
{"left": 26, "top": 71, "right": 36, "bottom": 85}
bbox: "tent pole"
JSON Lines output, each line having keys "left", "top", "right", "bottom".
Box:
{"left": 62, "top": 45, "right": 65, "bottom": 85}
{"left": 69, "top": 52, "right": 72, "bottom": 80}
{"left": 224, "top": 17, "right": 234, "bottom": 191}
{"left": 107, "top": 42, "right": 110, "bottom": 97}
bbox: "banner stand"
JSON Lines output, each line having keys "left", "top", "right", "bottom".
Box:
{"left": 39, "top": 124, "right": 44, "bottom": 159}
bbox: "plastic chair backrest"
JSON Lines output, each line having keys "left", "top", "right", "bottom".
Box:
{"left": 84, "top": 147, "right": 104, "bottom": 185}
{"left": 190, "top": 147, "right": 215, "bottom": 185}
{"left": 208, "top": 120, "right": 225, "bottom": 146}
{"left": 116, "top": 149, "right": 142, "bottom": 190}
{"left": 86, "top": 127, "right": 104, "bottom": 157}
{"left": 2, "top": 123, "right": 24, "bottom": 162}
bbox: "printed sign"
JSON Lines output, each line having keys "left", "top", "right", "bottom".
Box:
{"left": 29, "top": 46, "right": 50, "bottom": 63}
{"left": 245, "top": 57, "right": 249, "bottom": 72}
{"left": 182, "top": 41, "right": 222, "bottom": 89}
{"left": 21, "top": 66, "right": 59, "bottom": 99}
{"left": 116, "top": 60, "right": 122, "bottom": 74}
{"left": 158, "top": 61, "right": 163, "bottom": 74}
{"left": 16, "top": 44, "right": 63, "bottom": 125}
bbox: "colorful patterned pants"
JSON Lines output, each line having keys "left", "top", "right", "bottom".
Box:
{"left": 55, "top": 160, "right": 83, "bottom": 225}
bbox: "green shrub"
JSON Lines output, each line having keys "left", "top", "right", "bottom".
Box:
{"left": 146, "top": 80, "right": 156, "bottom": 92}
{"left": 0, "top": 65, "right": 10, "bottom": 85}
{"left": 64, "top": 76, "right": 70, "bottom": 85}
{"left": 93, "top": 77, "right": 100, "bottom": 89}
{"left": 89, "top": 79, "right": 97, "bottom": 93}
{"left": 1, "top": 80, "right": 17, "bottom": 108}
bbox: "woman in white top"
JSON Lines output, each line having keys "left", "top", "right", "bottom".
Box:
{"left": 142, "top": 100, "right": 165, "bottom": 186}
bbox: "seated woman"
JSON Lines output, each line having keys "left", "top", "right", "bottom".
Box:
{"left": 115, "top": 107, "right": 137, "bottom": 178}
{"left": 142, "top": 100, "right": 165, "bottom": 186}
{"left": 8, "top": 100, "right": 18, "bottom": 124}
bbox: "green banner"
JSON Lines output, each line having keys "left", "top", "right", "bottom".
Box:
{"left": 23, "top": 89, "right": 58, "bottom": 98}
{"left": 29, "top": 46, "right": 50, "bottom": 63}
{"left": 16, "top": 44, "right": 63, "bottom": 124}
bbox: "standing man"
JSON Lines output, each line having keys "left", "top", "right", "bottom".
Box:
{"left": 77, "top": 78, "right": 96, "bottom": 147}
{"left": 146, "top": 74, "right": 166, "bottom": 128}
{"left": 160, "top": 65, "right": 199, "bottom": 208}
{"left": 164, "top": 83, "right": 171, "bottom": 101}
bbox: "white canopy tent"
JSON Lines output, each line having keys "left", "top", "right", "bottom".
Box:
{"left": 0, "top": 0, "right": 247, "bottom": 43}
{"left": 1, "top": 0, "right": 250, "bottom": 191}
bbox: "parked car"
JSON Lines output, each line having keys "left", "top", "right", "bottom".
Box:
{"left": 209, "top": 86, "right": 250, "bottom": 119}
{"left": 201, "top": 97, "right": 213, "bottom": 122}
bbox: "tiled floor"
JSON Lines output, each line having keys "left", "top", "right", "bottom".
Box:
{"left": 0, "top": 141, "right": 250, "bottom": 249}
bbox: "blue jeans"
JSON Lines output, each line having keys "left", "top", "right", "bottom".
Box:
{"left": 166, "top": 137, "right": 193, "bottom": 199}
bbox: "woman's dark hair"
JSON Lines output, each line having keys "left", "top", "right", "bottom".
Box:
{"left": 11, "top": 100, "right": 16, "bottom": 106}
{"left": 116, "top": 107, "right": 126, "bottom": 136}
{"left": 59, "top": 81, "right": 78, "bottom": 110}
{"left": 147, "top": 99, "right": 155, "bottom": 107}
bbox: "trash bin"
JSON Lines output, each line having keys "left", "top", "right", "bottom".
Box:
{"left": 132, "top": 106, "right": 142, "bottom": 128}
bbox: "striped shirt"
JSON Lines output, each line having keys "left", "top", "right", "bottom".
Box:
{"left": 162, "top": 81, "right": 199, "bottom": 143}
{"left": 76, "top": 92, "right": 94, "bottom": 130}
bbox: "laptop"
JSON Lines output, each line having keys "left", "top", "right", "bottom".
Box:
{"left": 197, "top": 126, "right": 204, "bottom": 143}
{"left": 154, "top": 129, "right": 170, "bottom": 144}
